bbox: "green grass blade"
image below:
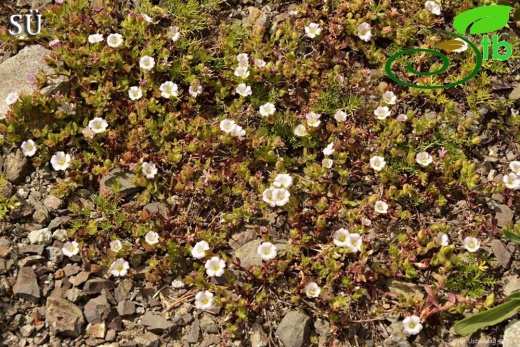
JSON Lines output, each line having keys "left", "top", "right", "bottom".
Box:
{"left": 503, "top": 230, "right": 520, "bottom": 244}
{"left": 453, "top": 300, "right": 520, "bottom": 335}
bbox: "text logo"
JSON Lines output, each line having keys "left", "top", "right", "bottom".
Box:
{"left": 385, "top": 5, "right": 514, "bottom": 89}
{"left": 8, "top": 9, "right": 43, "bottom": 36}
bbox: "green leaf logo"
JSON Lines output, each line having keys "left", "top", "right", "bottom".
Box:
{"left": 453, "top": 5, "right": 513, "bottom": 35}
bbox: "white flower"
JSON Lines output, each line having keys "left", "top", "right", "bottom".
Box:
{"left": 382, "top": 91, "right": 397, "bottom": 105}
{"left": 205, "top": 256, "right": 226, "bottom": 277}
{"left": 370, "top": 156, "right": 386, "bottom": 171}
{"left": 110, "top": 240, "right": 123, "bottom": 252}
{"left": 463, "top": 236, "right": 480, "bottom": 252}
{"left": 374, "top": 106, "right": 391, "bottom": 120}
{"left": 110, "top": 258, "right": 130, "bottom": 277}
{"left": 503, "top": 173, "right": 520, "bottom": 189}
{"left": 254, "top": 58, "right": 266, "bottom": 68}
{"left": 159, "top": 81, "right": 179, "bottom": 98}
{"left": 322, "top": 158, "right": 334, "bottom": 169}
{"left": 305, "top": 282, "right": 321, "bottom": 298}
{"left": 50, "top": 151, "right": 72, "bottom": 171}
{"left": 333, "top": 228, "right": 350, "bottom": 247}
{"left": 425, "top": 1, "right": 441, "bottom": 15}
{"left": 273, "top": 174, "right": 293, "bottom": 189}
{"left": 262, "top": 187, "right": 276, "bottom": 207}
{"left": 142, "top": 13, "right": 153, "bottom": 23}
{"left": 220, "top": 119, "right": 237, "bottom": 134}
{"left": 397, "top": 114, "right": 408, "bottom": 122}
{"left": 346, "top": 233, "right": 362, "bottom": 253}
{"left": 88, "top": 34, "right": 103, "bottom": 43}
{"left": 289, "top": 10, "right": 299, "bottom": 16}
{"left": 273, "top": 188, "right": 290, "bottom": 206}
{"left": 144, "top": 231, "right": 159, "bottom": 245}
{"left": 374, "top": 200, "right": 388, "bottom": 214}
{"left": 234, "top": 66, "right": 250, "bottom": 79}
{"left": 62, "top": 241, "right": 80, "bottom": 258}
{"left": 306, "top": 112, "right": 321, "bottom": 127}
{"left": 5, "top": 92, "right": 19, "bottom": 106}
{"left": 21, "top": 140, "right": 37, "bottom": 157}
{"left": 168, "top": 26, "right": 181, "bottom": 42}
{"left": 189, "top": 84, "right": 202, "bottom": 98}
{"left": 433, "top": 233, "right": 449, "bottom": 246}
{"left": 191, "top": 241, "right": 210, "bottom": 259}
{"left": 57, "top": 102, "right": 75, "bottom": 115}
{"left": 403, "top": 315, "right": 423, "bottom": 335}
{"left": 509, "top": 161, "right": 520, "bottom": 175}
{"left": 257, "top": 242, "right": 277, "bottom": 260}
{"left": 259, "top": 102, "right": 276, "bottom": 117}
{"left": 416, "top": 152, "right": 433, "bottom": 167}
{"left": 88, "top": 117, "right": 108, "bottom": 134}
{"left": 236, "top": 83, "right": 252, "bottom": 97}
{"left": 142, "top": 162, "right": 158, "bottom": 179}
{"left": 323, "top": 143, "right": 335, "bottom": 156}
{"left": 128, "top": 86, "right": 143, "bottom": 100}
{"left": 195, "top": 291, "right": 215, "bottom": 311}
{"left": 305, "top": 23, "right": 322, "bottom": 38}
{"left": 230, "top": 124, "right": 246, "bottom": 138}
{"left": 293, "top": 124, "right": 308, "bottom": 137}
{"left": 358, "top": 22, "right": 372, "bottom": 42}
{"left": 452, "top": 38, "right": 468, "bottom": 53}
{"left": 82, "top": 126, "right": 94, "bottom": 139}
{"left": 139, "top": 55, "right": 155, "bottom": 71}
{"left": 236, "top": 53, "right": 249, "bottom": 67}
{"left": 107, "top": 33, "right": 123, "bottom": 48}
{"left": 334, "top": 110, "right": 347, "bottom": 122}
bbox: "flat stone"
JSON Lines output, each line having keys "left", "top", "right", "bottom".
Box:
{"left": 509, "top": 84, "right": 520, "bottom": 100}
{"left": 83, "top": 278, "right": 114, "bottom": 294}
{"left": 86, "top": 322, "right": 106, "bottom": 339}
{"left": 3, "top": 149, "right": 31, "bottom": 184}
{"left": 494, "top": 204, "right": 514, "bottom": 227}
{"left": 84, "top": 295, "right": 111, "bottom": 324}
{"left": 19, "top": 255, "right": 46, "bottom": 267}
{"left": 0, "top": 247, "right": 11, "bottom": 258}
{"left": 114, "top": 278, "right": 133, "bottom": 302}
{"left": 117, "top": 300, "right": 136, "bottom": 316}
{"left": 99, "top": 169, "right": 141, "bottom": 196}
{"left": 44, "top": 195, "right": 63, "bottom": 211}
{"left": 491, "top": 239, "right": 511, "bottom": 268}
{"left": 70, "top": 271, "right": 90, "bottom": 287}
{"left": 63, "top": 263, "right": 81, "bottom": 277}
{"left": 250, "top": 323, "right": 268, "bottom": 347}
{"left": 187, "top": 319, "right": 200, "bottom": 344}
{"left": 19, "top": 244, "right": 45, "bottom": 255}
{"left": 139, "top": 311, "right": 175, "bottom": 332}
{"left": 13, "top": 267, "right": 40, "bottom": 302}
{"left": 200, "top": 315, "right": 219, "bottom": 334}
{"left": 503, "top": 319, "right": 520, "bottom": 347}
{"left": 275, "top": 311, "right": 311, "bottom": 347}
{"left": 503, "top": 275, "right": 520, "bottom": 296}
{"left": 46, "top": 297, "right": 85, "bottom": 338}
{"left": 235, "top": 240, "right": 263, "bottom": 267}
{"left": 27, "top": 228, "right": 52, "bottom": 245}
{"left": 47, "top": 246, "right": 64, "bottom": 263}
{"left": 0, "top": 45, "right": 69, "bottom": 119}
{"left": 66, "top": 288, "right": 84, "bottom": 302}
{"left": 134, "top": 332, "right": 160, "bottom": 347}
{"left": 143, "top": 202, "right": 169, "bottom": 216}
{"left": 386, "top": 279, "right": 425, "bottom": 302}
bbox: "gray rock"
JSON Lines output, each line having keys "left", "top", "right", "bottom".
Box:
{"left": 3, "top": 150, "right": 31, "bottom": 184}
{"left": 134, "top": 332, "right": 160, "bottom": 347}
{"left": 503, "top": 319, "right": 520, "bottom": 347}
{"left": 143, "top": 202, "right": 169, "bottom": 216}
{"left": 27, "top": 228, "right": 52, "bottom": 245}
{"left": 66, "top": 288, "right": 84, "bottom": 302}
{"left": 84, "top": 295, "right": 111, "bottom": 324}
{"left": 52, "top": 228, "right": 68, "bottom": 241}
{"left": 19, "top": 255, "right": 46, "bottom": 267}
{"left": 250, "top": 323, "right": 268, "bottom": 347}
{"left": 99, "top": 169, "right": 141, "bottom": 196}
{"left": 46, "top": 297, "right": 85, "bottom": 338}
{"left": 117, "top": 300, "right": 136, "bottom": 316}
{"left": 383, "top": 335, "right": 412, "bottom": 347}
{"left": 84, "top": 278, "right": 115, "bottom": 294}
{"left": 33, "top": 203, "right": 50, "bottom": 224}
{"left": 235, "top": 240, "right": 263, "bottom": 268}
{"left": 114, "top": 278, "right": 133, "bottom": 302}
{"left": 47, "top": 246, "right": 64, "bottom": 263}
{"left": 187, "top": 319, "right": 200, "bottom": 344}
{"left": 275, "top": 311, "right": 311, "bottom": 347}
{"left": 200, "top": 315, "right": 219, "bottom": 334}
{"left": 0, "top": 45, "right": 68, "bottom": 119}
{"left": 20, "top": 324, "right": 35, "bottom": 337}
{"left": 19, "top": 244, "right": 44, "bottom": 255}
{"left": 13, "top": 266, "right": 40, "bottom": 302}
{"left": 491, "top": 239, "right": 511, "bottom": 268}
{"left": 139, "top": 311, "right": 175, "bottom": 332}
{"left": 503, "top": 275, "right": 520, "bottom": 296}
{"left": 314, "top": 318, "right": 331, "bottom": 338}
{"left": 494, "top": 204, "right": 513, "bottom": 227}
{"left": 510, "top": 84, "right": 520, "bottom": 100}
{"left": 242, "top": 6, "right": 268, "bottom": 36}
{"left": 386, "top": 279, "right": 425, "bottom": 302}
{"left": 44, "top": 195, "right": 63, "bottom": 211}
